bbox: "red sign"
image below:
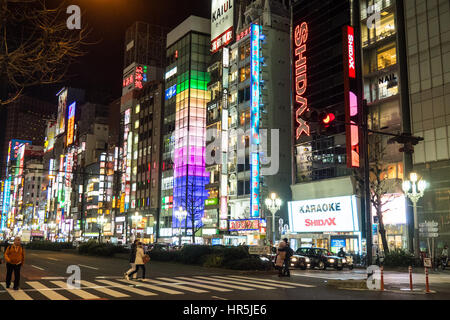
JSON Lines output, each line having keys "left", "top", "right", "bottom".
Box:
{"left": 343, "top": 26, "right": 360, "bottom": 168}
{"left": 293, "top": 22, "right": 310, "bottom": 139}
{"left": 135, "top": 66, "right": 144, "bottom": 89}
{"left": 229, "top": 219, "right": 260, "bottom": 231}
{"left": 236, "top": 26, "right": 251, "bottom": 41}
{"left": 347, "top": 26, "right": 356, "bottom": 79}
{"left": 211, "top": 26, "right": 233, "bottom": 53}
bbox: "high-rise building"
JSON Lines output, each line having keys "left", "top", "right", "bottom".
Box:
{"left": 159, "top": 16, "right": 211, "bottom": 244}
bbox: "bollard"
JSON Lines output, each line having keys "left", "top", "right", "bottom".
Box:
{"left": 380, "top": 266, "right": 384, "bottom": 291}
{"left": 409, "top": 266, "right": 413, "bottom": 291}
{"left": 425, "top": 267, "right": 430, "bottom": 293}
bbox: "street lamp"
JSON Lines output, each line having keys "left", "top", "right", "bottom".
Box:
{"left": 97, "top": 215, "right": 107, "bottom": 243}
{"left": 265, "top": 193, "right": 282, "bottom": 245}
{"left": 403, "top": 172, "right": 428, "bottom": 260}
{"left": 175, "top": 207, "right": 187, "bottom": 246}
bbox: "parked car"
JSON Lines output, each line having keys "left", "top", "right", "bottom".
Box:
{"left": 262, "top": 246, "right": 310, "bottom": 270}
{"left": 296, "top": 247, "right": 345, "bottom": 270}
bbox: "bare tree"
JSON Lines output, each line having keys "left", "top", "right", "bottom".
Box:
{"left": 356, "top": 134, "right": 398, "bottom": 254}
{"left": 178, "top": 177, "right": 206, "bottom": 244}
{"left": 0, "top": 0, "right": 91, "bottom": 105}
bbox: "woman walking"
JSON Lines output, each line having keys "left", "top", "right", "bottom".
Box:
{"left": 275, "top": 240, "right": 286, "bottom": 277}
{"left": 127, "top": 242, "right": 146, "bottom": 280}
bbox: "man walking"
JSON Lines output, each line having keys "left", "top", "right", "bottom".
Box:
{"left": 124, "top": 240, "right": 138, "bottom": 280}
{"left": 4, "top": 237, "right": 25, "bottom": 290}
{"left": 282, "top": 238, "right": 293, "bottom": 277}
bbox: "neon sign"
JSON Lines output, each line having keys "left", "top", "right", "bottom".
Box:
{"left": 250, "top": 24, "right": 261, "bottom": 218}
{"left": 165, "top": 84, "right": 177, "bottom": 100}
{"left": 229, "top": 219, "right": 260, "bottom": 231}
{"left": 66, "top": 102, "right": 76, "bottom": 146}
{"left": 343, "top": 26, "right": 360, "bottom": 168}
{"left": 293, "top": 22, "right": 310, "bottom": 139}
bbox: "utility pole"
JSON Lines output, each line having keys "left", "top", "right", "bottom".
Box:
{"left": 362, "top": 99, "right": 372, "bottom": 266}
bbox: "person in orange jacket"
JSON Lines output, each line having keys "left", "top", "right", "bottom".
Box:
{"left": 4, "top": 237, "right": 25, "bottom": 290}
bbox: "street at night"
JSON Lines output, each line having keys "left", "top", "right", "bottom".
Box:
{"left": 0, "top": 0, "right": 450, "bottom": 308}
{"left": 0, "top": 250, "right": 449, "bottom": 300}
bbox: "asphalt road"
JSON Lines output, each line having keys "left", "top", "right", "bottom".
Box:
{"left": 0, "top": 250, "right": 449, "bottom": 301}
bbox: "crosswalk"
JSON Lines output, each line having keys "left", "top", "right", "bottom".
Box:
{"left": 0, "top": 275, "right": 316, "bottom": 300}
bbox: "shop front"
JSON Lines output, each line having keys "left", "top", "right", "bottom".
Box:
{"left": 288, "top": 195, "right": 362, "bottom": 255}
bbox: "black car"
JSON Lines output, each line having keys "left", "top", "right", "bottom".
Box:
{"left": 263, "top": 246, "right": 310, "bottom": 270}
{"left": 296, "top": 247, "right": 345, "bottom": 270}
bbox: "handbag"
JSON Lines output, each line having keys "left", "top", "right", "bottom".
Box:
{"left": 143, "top": 254, "right": 150, "bottom": 264}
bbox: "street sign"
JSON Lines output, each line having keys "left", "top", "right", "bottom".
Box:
{"left": 419, "top": 227, "right": 438, "bottom": 233}
{"left": 420, "top": 233, "right": 439, "bottom": 238}
{"left": 424, "top": 258, "right": 432, "bottom": 268}
{"left": 248, "top": 246, "right": 270, "bottom": 255}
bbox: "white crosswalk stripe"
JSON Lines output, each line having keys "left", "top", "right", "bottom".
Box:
{"left": 51, "top": 281, "right": 100, "bottom": 300}
{"left": 211, "top": 275, "right": 297, "bottom": 289}
{"left": 96, "top": 279, "right": 157, "bottom": 296}
{"left": 0, "top": 274, "right": 314, "bottom": 300}
{"left": 1, "top": 283, "right": 33, "bottom": 300}
{"left": 119, "top": 279, "right": 184, "bottom": 295}
{"left": 176, "top": 276, "right": 255, "bottom": 291}
{"left": 80, "top": 281, "right": 129, "bottom": 298}
{"left": 157, "top": 277, "right": 232, "bottom": 292}
{"left": 228, "top": 275, "right": 316, "bottom": 288}
{"left": 27, "top": 282, "right": 69, "bottom": 300}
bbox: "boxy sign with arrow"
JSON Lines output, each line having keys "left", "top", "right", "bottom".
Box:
{"left": 419, "top": 221, "right": 439, "bottom": 266}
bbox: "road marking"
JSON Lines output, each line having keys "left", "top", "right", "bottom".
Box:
{"left": 212, "top": 296, "right": 228, "bottom": 300}
{"left": 80, "top": 281, "right": 129, "bottom": 298}
{"left": 228, "top": 275, "right": 316, "bottom": 288}
{"left": 31, "top": 265, "right": 45, "bottom": 271}
{"left": 41, "top": 277, "right": 66, "bottom": 280}
{"left": 78, "top": 264, "right": 99, "bottom": 270}
{"left": 203, "top": 276, "right": 277, "bottom": 290}
{"left": 47, "top": 258, "right": 59, "bottom": 261}
{"left": 181, "top": 277, "right": 255, "bottom": 291}
{"left": 1, "top": 284, "right": 33, "bottom": 300}
{"left": 144, "top": 279, "right": 208, "bottom": 293}
{"left": 120, "top": 279, "right": 183, "bottom": 295}
{"left": 157, "top": 277, "right": 232, "bottom": 292}
{"left": 96, "top": 280, "right": 157, "bottom": 296}
{"left": 26, "top": 282, "right": 69, "bottom": 300}
{"left": 212, "top": 276, "right": 296, "bottom": 289}
{"left": 51, "top": 281, "right": 100, "bottom": 300}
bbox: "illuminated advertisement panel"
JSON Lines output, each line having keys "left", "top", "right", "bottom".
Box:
{"left": 1, "top": 179, "right": 11, "bottom": 230}
{"left": 343, "top": 25, "right": 360, "bottom": 168}
{"left": 250, "top": 24, "right": 261, "bottom": 218}
{"left": 211, "top": 0, "right": 234, "bottom": 52}
{"left": 44, "top": 122, "right": 57, "bottom": 152}
{"left": 288, "top": 196, "right": 359, "bottom": 233}
{"left": 293, "top": 22, "right": 310, "bottom": 139}
{"left": 57, "top": 89, "right": 68, "bottom": 136}
{"left": 66, "top": 102, "right": 76, "bottom": 146}
{"left": 229, "top": 219, "right": 260, "bottom": 232}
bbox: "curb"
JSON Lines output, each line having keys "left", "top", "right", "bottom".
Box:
{"left": 326, "top": 279, "right": 368, "bottom": 289}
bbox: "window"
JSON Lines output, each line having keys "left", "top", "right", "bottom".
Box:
{"left": 377, "top": 44, "right": 396, "bottom": 70}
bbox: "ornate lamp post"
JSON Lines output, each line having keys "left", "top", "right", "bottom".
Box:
{"left": 175, "top": 207, "right": 187, "bottom": 246}
{"left": 265, "top": 193, "right": 282, "bottom": 245}
{"left": 402, "top": 172, "right": 428, "bottom": 260}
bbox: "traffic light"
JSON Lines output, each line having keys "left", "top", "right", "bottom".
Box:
{"left": 321, "top": 113, "right": 336, "bottom": 128}
{"left": 318, "top": 112, "right": 337, "bottom": 134}
{"left": 388, "top": 133, "right": 424, "bottom": 154}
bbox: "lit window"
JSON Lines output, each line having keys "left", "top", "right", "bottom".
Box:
{"left": 135, "top": 120, "right": 139, "bottom": 129}
{"left": 136, "top": 104, "right": 140, "bottom": 114}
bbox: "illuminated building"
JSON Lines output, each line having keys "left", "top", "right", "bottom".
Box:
{"left": 223, "top": 0, "right": 291, "bottom": 246}
{"left": 119, "top": 22, "right": 167, "bottom": 244}
{"left": 159, "top": 16, "right": 211, "bottom": 245}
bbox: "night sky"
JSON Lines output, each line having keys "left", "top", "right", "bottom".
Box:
{"left": 26, "top": 0, "right": 211, "bottom": 105}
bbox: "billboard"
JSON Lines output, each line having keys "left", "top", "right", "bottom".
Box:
{"left": 229, "top": 219, "right": 260, "bottom": 232}
{"left": 57, "top": 88, "right": 68, "bottom": 136}
{"left": 66, "top": 102, "right": 76, "bottom": 146}
{"left": 44, "top": 122, "right": 57, "bottom": 152}
{"left": 288, "top": 196, "right": 359, "bottom": 233}
{"left": 211, "top": 0, "right": 234, "bottom": 52}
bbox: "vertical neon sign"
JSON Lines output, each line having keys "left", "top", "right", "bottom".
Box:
{"left": 66, "top": 102, "right": 76, "bottom": 146}
{"left": 293, "top": 22, "right": 310, "bottom": 139}
{"left": 250, "top": 24, "right": 261, "bottom": 218}
{"left": 343, "top": 26, "right": 360, "bottom": 168}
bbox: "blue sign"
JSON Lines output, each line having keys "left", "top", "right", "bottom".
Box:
{"left": 250, "top": 24, "right": 261, "bottom": 218}
{"left": 165, "top": 84, "right": 177, "bottom": 100}
{"left": 331, "top": 239, "right": 346, "bottom": 248}
{"left": 212, "top": 238, "right": 221, "bottom": 246}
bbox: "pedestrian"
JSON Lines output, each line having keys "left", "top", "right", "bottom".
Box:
{"left": 4, "top": 237, "right": 25, "bottom": 290}
{"left": 127, "top": 242, "right": 146, "bottom": 280}
{"left": 338, "top": 247, "right": 346, "bottom": 258}
{"left": 281, "top": 238, "right": 293, "bottom": 277}
{"left": 124, "top": 240, "right": 138, "bottom": 280}
{"left": 275, "top": 241, "right": 286, "bottom": 277}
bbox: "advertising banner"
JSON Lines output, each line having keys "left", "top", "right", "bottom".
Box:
{"left": 211, "top": 0, "right": 234, "bottom": 52}
{"left": 288, "top": 196, "right": 359, "bottom": 233}
{"left": 229, "top": 219, "right": 260, "bottom": 232}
